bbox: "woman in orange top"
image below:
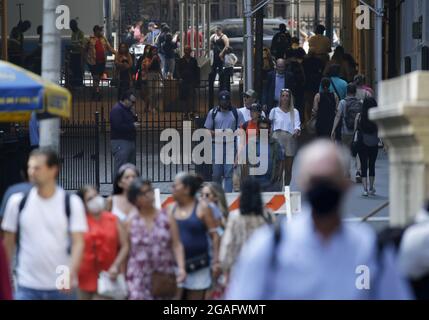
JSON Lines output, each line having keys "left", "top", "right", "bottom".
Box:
{"left": 77, "top": 186, "right": 129, "bottom": 300}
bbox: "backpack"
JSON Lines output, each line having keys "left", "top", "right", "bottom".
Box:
{"left": 16, "top": 190, "right": 72, "bottom": 266}
{"left": 161, "top": 33, "right": 174, "bottom": 53}
{"left": 211, "top": 107, "right": 239, "bottom": 131}
{"left": 344, "top": 97, "right": 362, "bottom": 131}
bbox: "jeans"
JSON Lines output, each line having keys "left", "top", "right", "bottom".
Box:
{"left": 212, "top": 143, "right": 234, "bottom": 193}
{"left": 163, "top": 58, "right": 176, "bottom": 78}
{"left": 15, "top": 286, "right": 77, "bottom": 300}
{"left": 111, "top": 139, "right": 136, "bottom": 177}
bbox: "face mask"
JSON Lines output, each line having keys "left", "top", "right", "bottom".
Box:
{"left": 87, "top": 196, "right": 105, "bottom": 214}
{"left": 306, "top": 180, "right": 343, "bottom": 217}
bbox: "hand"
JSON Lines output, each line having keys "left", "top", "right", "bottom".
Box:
{"left": 176, "top": 268, "right": 187, "bottom": 284}
{"left": 212, "top": 262, "right": 221, "bottom": 279}
{"left": 108, "top": 265, "right": 119, "bottom": 280}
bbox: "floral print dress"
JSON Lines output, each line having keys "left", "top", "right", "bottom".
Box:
{"left": 126, "top": 210, "right": 176, "bottom": 300}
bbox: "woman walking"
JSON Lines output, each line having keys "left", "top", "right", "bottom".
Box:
{"left": 310, "top": 77, "right": 339, "bottom": 138}
{"left": 126, "top": 178, "right": 186, "bottom": 300}
{"left": 220, "top": 177, "right": 272, "bottom": 284}
{"left": 200, "top": 182, "right": 229, "bottom": 228}
{"left": 170, "top": 172, "right": 221, "bottom": 300}
{"left": 115, "top": 43, "right": 133, "bottom": 100}
{"left": 357, "top": 97, "right": 380, "bottom": 197}
{"left": 140, "top": 45, "right": 162, "bottom": 113}
{"left": 77, "top": 186, "right": 129, "bottom": 300}
{"left": 269, "top": 89, "right": 301, "bottom": 186}
{"left": 107, "top": 164, "right": 139, "bottom": 223}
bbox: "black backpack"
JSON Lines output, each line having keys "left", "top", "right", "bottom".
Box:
{"left": 344, "top": 97, "right": 362, "bottom": 131}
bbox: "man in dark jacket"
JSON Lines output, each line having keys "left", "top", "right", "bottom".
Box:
{"left": 177, "top": 45, "right": 200, "bottom": 118}
{"left": 270, "top": 23, "right": 291, "bottom": 60}
{"left": 110, "top": 90, "right": 138, "bottom": 176}
{"left": 262, "top": 59, "right": 287, "bottom": 112}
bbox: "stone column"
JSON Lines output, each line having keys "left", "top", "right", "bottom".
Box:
{"left": 370, "top": 71, "right": 429, "bottom": 227}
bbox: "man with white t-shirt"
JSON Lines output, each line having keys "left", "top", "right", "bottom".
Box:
{"left": 2, "top": 148, "right": 87, "bottom": 300}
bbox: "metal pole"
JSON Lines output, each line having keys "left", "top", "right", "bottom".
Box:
{"left": 374, "top": 0, "right": 384, "bottom": 97}
{"left": 243, "top": 0, "right": 253, "bottom": 91}
{"left": 179, "top": 1, "right": 185, "bottom": 56}
{"left": 206, "top": 0, "right": 210, "bottom": 58}
{"left": 1, "top": 0, "right": 8, "bottom": 61}
{"left": 191, "top": 1, "right": 195, "bottom": 50}
{"left": 291, "top": 0, "right": 295, "bottom": 36}
{"left": 39, "top": 0, "right": 62, "bottom": 151}
{"left": 196, "top": 0, "right": 200, "bottom": 57}
{"left": 325, "top": 0, "right": 333, "bottom": 47}
{"left": 314, "top": 0, "right": 320, "bottom": 30}
{"left": 254, "top": 3, "right": 263, "bottom": 95}
{"left": 296, "top": 0, "right": 300, "bottom": 39}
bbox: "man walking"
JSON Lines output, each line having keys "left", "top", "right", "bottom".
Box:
{"left": 270, "top": 23, "right": 291, "bottom": 60}
{"left": 177, "top": 46, "right": 200, "bottom": 118}
{"left": 110, "top": 90, "right": 138, "bottom": 177}
{"left": 331, "top": 83, "right": 363, "bottom": 181}
{"left": 227, "top": 140, "right": 412, "bottom": 300}
{"left": 238, "top": 89, "right": 266, "bottom": 122}
{"left": 263, "top": 59, "right": 287, "bottom": 112}
{"left": 205, "top": 91, "right": 245, "bottom": 193}
{"left": 2, "top": 148, "right": 87, "bottom": 300}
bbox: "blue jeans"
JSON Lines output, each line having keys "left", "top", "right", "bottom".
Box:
{"left": 15, "top": 286, "right": 77, "bottom": 300}
{"left": 212, "top": 143, "right": 234, "bottom": 193}
{"left": 111, "top": 139, "right": 136, "bottom": 177}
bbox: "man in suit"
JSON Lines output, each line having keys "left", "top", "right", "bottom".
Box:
{"left": 262, "top": 59, "right": 287, "bottom": 112}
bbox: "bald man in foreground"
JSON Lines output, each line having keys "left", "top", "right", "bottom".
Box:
{"left": 226, "top": 140, "right": 413, "bottom": 300}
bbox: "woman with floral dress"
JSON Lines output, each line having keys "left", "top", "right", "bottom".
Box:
{"left": 126, "top": 178, "right": 186, "bottom": 300}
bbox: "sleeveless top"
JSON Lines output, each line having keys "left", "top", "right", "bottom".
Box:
{"left": 316, "top": 92, "right": 336, "bottom": 136}
{"left": 175, "top": 201, "right": 209, "bottom": 260}
{"left": 78, "top": 212, "right": 119, "bottom": 292}
{"left": 111, "top": 195, "right": 139, "bottom": 222}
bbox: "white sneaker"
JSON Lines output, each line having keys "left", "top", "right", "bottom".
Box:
{"left": 369, "top": 189, "right": 376, "bottom": 196}
{"left": 362, "top": 190, "right": 369, "bottom": 197}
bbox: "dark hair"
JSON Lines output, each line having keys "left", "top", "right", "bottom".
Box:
{"left": 120, "top": 89, "right": 135, "bottom": 101}
{"left": 21, "top": 20, "right": 31, "bottom": 31}
{"left": 315, "top": 24, "right": 326, "bottom": 35}
{"left": 279, "top": 24, "right": 287, "bottom": 32}
{"left": 76, "top": 185, "right": 96, "bottom": 203}
{"left": 29, "top": 148, "right": 60, "bottom": 168}
{"left": 70, "top": 19, "right": 78, "bottom": 28}
{"left": 127, "top": 178, "right": 153, "bottom": 206}
{"left": 321, "top": 77, "right": 331, "bottom": 90}
{"left": 36, "top": 26, "right": 43, "bottom": 36}
{"left": 332, "top": 46, "right": 345, "bottom": 60}
{"left": 347, "top": 83, "right": 357, "bottom": 95}
{"left": 291, "top": 36, "right": 299, "bottom": 44}
{"left": 326, "top": 64, "right": 340, "bottom": 77}
{"left": 360, "top": 97, "right": 378, "bottom": 134}
{"left": 93, "top": 25, "right": 102, "bottom": 33}
{"left": 176, "top": 172, "right": 203, "bottom": 197}
{"left": 239, "top": 177, "right": 264, "bottom": 216}
{"left": 113, "top": 164, "right": 140, "bottom": 195}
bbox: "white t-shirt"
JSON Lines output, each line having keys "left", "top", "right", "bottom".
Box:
{"left": 269, "top": 107, "right": 301, "bottom": 134}
{"left": 1, "top": 187, "right": 88, "bottom": 290}
{"left": 238, "top": 107, "right": 267, "bottom": 122}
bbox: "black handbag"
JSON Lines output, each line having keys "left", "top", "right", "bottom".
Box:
{"left": 185, "top": 253, "right": 210, "bottom": 273}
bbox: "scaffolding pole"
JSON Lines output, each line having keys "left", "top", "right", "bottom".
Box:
{"left": 1, "top": 0, "right": 8, "bottom": 61}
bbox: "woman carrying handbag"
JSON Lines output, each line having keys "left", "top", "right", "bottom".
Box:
{"left": 126, "top": 178, "right": 186, "bottom": 300}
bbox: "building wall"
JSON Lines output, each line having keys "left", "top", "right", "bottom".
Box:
{"left": 400, "top": 0, "right": 429, "bottom": 73}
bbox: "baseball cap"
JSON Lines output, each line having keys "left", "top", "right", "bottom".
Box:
{"left": 218, "top": 90, "right": 231, "bottom": 101}
{"left": 243, "top": 89, "right": 257, "bottom": 99}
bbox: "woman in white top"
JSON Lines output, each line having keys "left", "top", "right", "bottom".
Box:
{"left": 269, "top": 88, "right": 301, "bottom": 186}
{"left": 106, "top": 163, "right": 140, "bottom": 223}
